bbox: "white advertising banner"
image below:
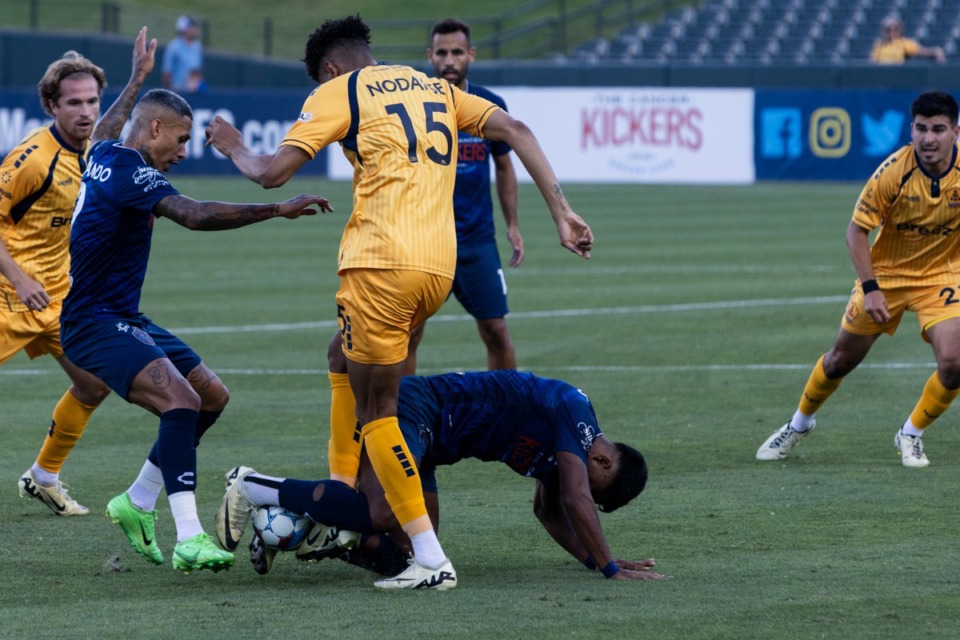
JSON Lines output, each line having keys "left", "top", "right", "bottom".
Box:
{"left": 329, "top": 86, "right": 755, "bottom": 184}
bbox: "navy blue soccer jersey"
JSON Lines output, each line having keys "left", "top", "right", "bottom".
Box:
{"left": 398, "top": 370, "right": 602, "bottom": 480}
{"left": 453, "top": 82, "right": 511, "bottom": 247}
{"left": 62, "top": 140, "right": 179, "bottom": 321}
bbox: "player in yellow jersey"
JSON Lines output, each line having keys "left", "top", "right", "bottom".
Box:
{"left": 1, "top": 29, "right": 156, "bottom": 515}
{"left": 207, "top": 15, "right": 592, "bottom": 591}
{"left": 757, "top": 91, "right": 960, "bottom": 468}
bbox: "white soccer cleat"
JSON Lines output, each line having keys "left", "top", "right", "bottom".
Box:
{"left": 374, "top": 558, "right": 457, "bottom": 591}
{"left": 756, "top": 421, "right": 815, "bottom": 460}
{"left": 18, "top": 469, "right": 89, "bottom": 516}
{"left": 295, "top": 523, "right": 361, "bottom": 563}
{"left": 216, "top": 466, "right": 257, "bottom": 551}
{"left": 894, "top": 430, "right": 930, "bottom": 468}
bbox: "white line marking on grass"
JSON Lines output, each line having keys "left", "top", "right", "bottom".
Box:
{"left": 3, "top": 362, "right": 936, "bottom": 377}
{"left": 167, "top": 295, "right": 850, "bottom": 335}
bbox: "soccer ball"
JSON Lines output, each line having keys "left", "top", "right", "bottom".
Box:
{"left": 251, "top": 506, "right": 314, "bottom": 551}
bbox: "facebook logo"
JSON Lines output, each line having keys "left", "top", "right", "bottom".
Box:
{"left": 761, "top": 108, "right": 802, "bottom": 158}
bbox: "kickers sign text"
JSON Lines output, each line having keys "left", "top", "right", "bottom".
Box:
{"left": 581, "top": 105, "right": 703, "bottom": 151}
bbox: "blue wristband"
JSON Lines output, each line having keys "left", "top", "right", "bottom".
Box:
{"left": 601, "top": 561, "right": 620, "bottom": 578}
{"left": 584, "top": 555, "right": 597, "bottom": 570}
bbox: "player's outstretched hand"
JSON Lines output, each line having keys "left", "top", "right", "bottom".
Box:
{"left": 612, "top": 567, "right": 672, "bottom": 580}
{"left": 556, "top": 211, "right": 593, "bottom": 259}
{"left": 131, "top": 27, "right": 157, "bottom": 81}
{"left": 615, "top": 557, "right": 659, "bottom": 572}
{"left": 205, "top": 116, "right": 243, "bottom": 157}
{"left": 276, "top": 195, "right": 334, "bottom": 219}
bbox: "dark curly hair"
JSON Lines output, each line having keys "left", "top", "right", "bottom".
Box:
{"left": 597, "top": 443, "right": 648, "bottom": 513}
{"left": 303, "top": 15, "right": 372, "bottom": 83}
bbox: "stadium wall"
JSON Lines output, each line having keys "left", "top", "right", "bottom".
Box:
{"left": 2, "top": 30, "right": 958, "bottom": 182}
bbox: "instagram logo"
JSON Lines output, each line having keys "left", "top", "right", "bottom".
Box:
{"left": 809, "top": 108, "right": 850, "bottom": 158}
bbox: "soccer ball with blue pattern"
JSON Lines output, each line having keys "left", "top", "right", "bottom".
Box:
{"left": 251, "top": 506, "right": 314, "bottom": 551}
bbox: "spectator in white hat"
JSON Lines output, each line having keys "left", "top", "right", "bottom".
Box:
{"left": 162, "top": 15, "right": 204, "bottom": 92}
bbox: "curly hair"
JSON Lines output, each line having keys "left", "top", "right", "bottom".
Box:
{"left": 597, "top": 443, "right": 648, "bottom": 513}
{"left": 303, "top": 15, "right": 372, "bottom": 83}
{"left": 37, "top": 51, "right": 106, "bottom": 116}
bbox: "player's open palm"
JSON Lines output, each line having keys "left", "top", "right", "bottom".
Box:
{"left": 612, "top": 567, "right": 672, "bottom": 581}
{"left": 277, "top": 195, "right": 334, "bottom": 219}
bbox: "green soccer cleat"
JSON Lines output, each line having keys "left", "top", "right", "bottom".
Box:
{"left": 105, "top": 492, "right": 163, "bottom": 565}
{"left": 172, "top": 532, "right": 236, "bottom": 574}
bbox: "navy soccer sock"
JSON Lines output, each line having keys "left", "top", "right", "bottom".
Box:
{"left": 155, "top": 408, "right": 199, "bottom": 496}
{"left": 276, "top": 478, "right": 374, "bottom": 533}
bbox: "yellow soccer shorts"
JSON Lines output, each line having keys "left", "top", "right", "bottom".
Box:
{"left": 842, "top": 282, "right": 960, "bottom": 342}
{"left": 336, "top": 268, "right": 452, "bottom": 365}
{"left": 0, "top": 299, "right": 64, "bottom": 364}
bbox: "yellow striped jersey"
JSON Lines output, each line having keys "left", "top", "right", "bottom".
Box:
{"left": 852, "top": 144, "right": 960, "bottom": 288}
{"left": 0, "top": 126, "right": 86, "bottom": 312}
{"left": 281, "top": 64, "right": 500, "bottom": 278}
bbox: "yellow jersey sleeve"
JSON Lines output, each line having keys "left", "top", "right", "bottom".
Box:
{"left": 0, "top": 126, "right": 84, "bottom": 311}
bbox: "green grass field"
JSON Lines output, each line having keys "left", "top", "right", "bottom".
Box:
{"left": 3, "top": 179, "right": 959, "bottom": 639}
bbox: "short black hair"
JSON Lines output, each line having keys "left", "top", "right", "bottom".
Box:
{"left": 430, "top": 18, "right": 471, "bottom": 43}
{"left": 303, "top": 15, "right": 372, "bottom": 83}
{"left": 911, "top": 91, "right": 959, "bottom": 126}
{"left": 597, "top": 443, "right": 648, "bottom": 513}
{"left": 138, "top": 88, "right": 192, "bottom": 119}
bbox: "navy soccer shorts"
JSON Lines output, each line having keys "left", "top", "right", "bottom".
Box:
{"left": 451, "top": 241, "right": 509, "bottom": 321}
{"left": 61, "top": 314, "right": 202, "bottom": 400}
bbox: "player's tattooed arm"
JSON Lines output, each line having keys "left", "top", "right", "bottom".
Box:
{"left": 154, "top": 194, "right": 333, "bottom": 231}
{"left": 93, "top": 27, "right": 157, "bottom": 143}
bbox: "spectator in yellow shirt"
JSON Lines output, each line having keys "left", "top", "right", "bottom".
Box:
{"left": 871, "top": 16, "right": 945, "bottom": 64}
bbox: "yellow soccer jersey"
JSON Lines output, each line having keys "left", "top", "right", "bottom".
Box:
{"left": 281, "top": 64, "right": 500, "bottom": 278}
{"left": 852, "top": 144, "right": 960, "bottom": 288}
{"left": 0, "top": 126, "right": 85, "bottom": 312}
{"left": 870, "top": 37, "right": 920, "bottom": 64}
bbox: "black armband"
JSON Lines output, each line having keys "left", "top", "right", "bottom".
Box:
{"left": 861, "top": 279, "right": 880, "bottom": 294}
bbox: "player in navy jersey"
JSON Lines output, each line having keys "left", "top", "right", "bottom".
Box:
{"left": 406, "top": 17, "right": 523, "bottom": 372}
{"left": 220, "top": 370, "right": 670, "bottom": 583}
{"left": 61, "top": 88, "right": 331, "bottom": 574}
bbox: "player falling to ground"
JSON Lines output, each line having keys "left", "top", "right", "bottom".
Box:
{"left": 60, "top": 87, "right": 331, "bottom": 574}
{"left": 220, "top": 370, "right": 670, "bottom": 583}
{"left": 1, "top": 29, "right": 155, "bottom": 516}
{"left": 758, "top": 91, "right": 960, "bottom": 468}
{"left": 206, "top": 16, "right": 592, "bottom": 591}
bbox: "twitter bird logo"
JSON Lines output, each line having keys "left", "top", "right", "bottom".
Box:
{"left": 863, "top": 111, "right": 905, "bottom": 157}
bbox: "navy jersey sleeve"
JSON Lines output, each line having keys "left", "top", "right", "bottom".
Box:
{"left": 551, "top": 387, "right": 602, "bottom": 463}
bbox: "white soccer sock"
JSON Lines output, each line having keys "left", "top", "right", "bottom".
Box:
{"left": 30, "top": 463, "right": 58, "bottom": 486}
{"left": 169, "top": 491, "right": 204, "bottom": 542}
{"left": 242, "top": 473, "right": 283, "bottom": 506}
{"left": 901, "top": 420, "right": 924, "bottom": 437}
{"left": 127, "top": 459, "right": 164, "bottom": 511}
{"left": 410, "top": 529, "right": 447, "bottom": 569}
{"left": 791, "top": 409, "right": 816, "bottom": 432}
